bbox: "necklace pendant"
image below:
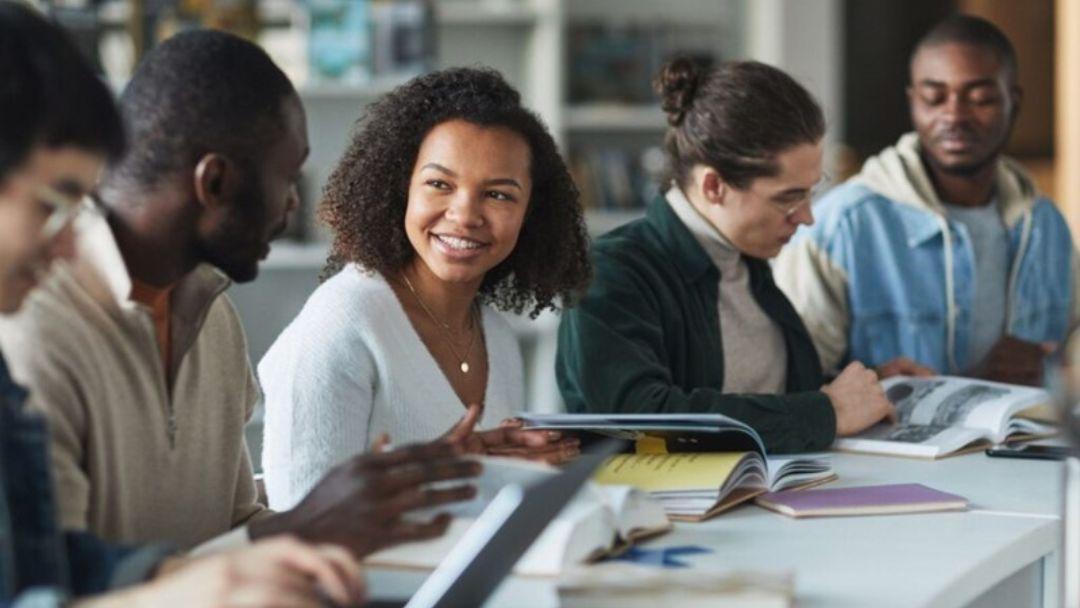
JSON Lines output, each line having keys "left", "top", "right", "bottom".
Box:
{"left": 460, "top": 361, "right": 470, "bottom": 373}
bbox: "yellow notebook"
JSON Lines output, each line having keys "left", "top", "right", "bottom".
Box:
{"left": 519, "top": 413, "right": 836, "bottom": 521}
{"left": 595, "top": 452, "right": 835, "bottom": 522}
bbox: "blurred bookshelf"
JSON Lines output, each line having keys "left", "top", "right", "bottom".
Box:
{"left": 564, "top": 104, "right": 667, "bottom": 132}
{"left": 53, "top": 0, "right": 754, "bottom": 240}
{"left": 561, "top": 0, "right": 740, "bottom": 233}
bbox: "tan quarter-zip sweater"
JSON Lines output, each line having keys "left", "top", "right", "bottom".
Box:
{"left": 0, "top": 211, "right": 269, "bottom": 549}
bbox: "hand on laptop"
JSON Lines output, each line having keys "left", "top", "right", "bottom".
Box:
{"left": 970, "top": 336, "right": 1057, "bottom": 387}
{"left": 441, "top": 404, "right": 581, "bottom": 465}
{"left": 822, "top": 361, "right": 897, "bottom": 436}
{"left": 78, "top": 537, "right": 365, "bottom": 608}
{"left": 875, "top": 357, "right": 935, "bottom": 379}
{"left": 250, "top": 441, "right": 481, "bottom": 558}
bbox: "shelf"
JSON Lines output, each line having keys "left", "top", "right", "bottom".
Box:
{"left": 436, "top": 1, "right": 544, "bottom": 26}
{"left": 584, "top": 208, "right": 645, "bottom": 236}
{"left": 565, "top": 104, "right": 668, "bottom": 132}
{"left": 262, "top": 241, "right": 330, "bottom": 270}
{"left": 97, "top": 0, "right": 295, "bottom": 28}
{"left": 298, "top": 75, "right": 412, "bottom": 101}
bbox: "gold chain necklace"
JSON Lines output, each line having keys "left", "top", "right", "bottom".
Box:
{"left": 402, "top": 273, "right": 480, "bottom": 374}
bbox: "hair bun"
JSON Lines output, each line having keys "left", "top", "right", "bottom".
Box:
{"left": 655, "top": 57, "right": 703, "bottom": 127}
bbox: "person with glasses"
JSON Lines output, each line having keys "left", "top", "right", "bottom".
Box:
{"left": 0, "top": 3, "right": 365, "bottom": 607}
{"left": 556, "top": 59, "right": 897, "bottom": 453}
{"left": 774, "top": 15, "right": 1076, "bottom": 387}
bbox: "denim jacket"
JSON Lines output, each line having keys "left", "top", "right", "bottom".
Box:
{"left": 0, "top": 353, "right": 171, "bottom": 607}
{"left": 774, "top": 133, "right": 1079, "bottom": 374}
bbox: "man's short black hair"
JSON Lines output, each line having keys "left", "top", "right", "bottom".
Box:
{"left": 0, "top": 1, "right": 124, "bottom": 181}
{"left": 110, "top": 29, "right": 296, "bottom": 190}
{"left": 912, "top": 14, "right": 1018, "bottom": 82}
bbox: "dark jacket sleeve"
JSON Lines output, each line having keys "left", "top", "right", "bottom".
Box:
{"left": 556, "top": 249, "right": 836, "bottom": 454}
{"left": 64, "top": 531, "right": 174, "bottom": 597}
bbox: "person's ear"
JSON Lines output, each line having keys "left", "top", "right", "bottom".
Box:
{"left": 193, "top": 153, "right": 241, "bottom": 211}
{"left": 700, "top": 168, "right": 728, "bottom": 206}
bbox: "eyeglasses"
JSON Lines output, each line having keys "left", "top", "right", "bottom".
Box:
{"left": 765, "top": 173, "right": 832, "bottom": 218}
{"left": 37, "top": 184, "right": 99, "bottom": 241}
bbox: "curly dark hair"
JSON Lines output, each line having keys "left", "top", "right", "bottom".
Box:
{"left": 320, "top": 67, "right": 591, "bottom": 318}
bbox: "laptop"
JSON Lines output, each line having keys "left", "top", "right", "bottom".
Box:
{"left": 366, "top": 440, "right": 620, "bottom": 608}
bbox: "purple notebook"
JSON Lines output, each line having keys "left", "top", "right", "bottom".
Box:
{"left": 755, "top": 483, "right": 969, "bottom": 518}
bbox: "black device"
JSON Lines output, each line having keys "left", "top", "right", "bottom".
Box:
{"left": 986, "top": 443, "right": 1076, "bottom": 461}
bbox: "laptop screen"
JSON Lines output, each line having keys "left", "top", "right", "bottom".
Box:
{"left": 399, "top": 440, "right": 622, "bottom": 608}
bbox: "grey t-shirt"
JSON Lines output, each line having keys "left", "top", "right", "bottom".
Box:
{"left": 945, "top": 200, "right": 1009, "bottom": 367}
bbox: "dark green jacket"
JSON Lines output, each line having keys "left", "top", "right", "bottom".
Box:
{"left": 556, "top": 196, "right": 836, "bottom": 453}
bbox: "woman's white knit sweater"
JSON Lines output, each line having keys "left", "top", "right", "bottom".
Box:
{"left": 258, "top": 266, "right": 522, "bottom": 510}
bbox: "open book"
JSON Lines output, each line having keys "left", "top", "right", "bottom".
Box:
{"left": 365, "top": 457, "right": 671, "bottom": 577}
{"left": 520, "top": 413, "right": 835, "bottom": 521}
{"left": 834, "top": 375, "right": 1056, "bottom": 458}
{"left": 559, "top": 564, "right": 794, "bottom": 608}
{"left": 593, "top": 452, "right": 834, "bottom": 521}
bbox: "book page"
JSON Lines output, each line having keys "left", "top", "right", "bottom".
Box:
{"left": 882, "top": 376, "right": 1048, "bottom": 435}
{"left": 593, "top": 485, "right": 670, "bottom": 540}
{"left": 407, "top": 456, "right": 558, "bottom": 521}
{"left": 835, "top": 423, "right": 987, "bottom": 457}
{"left": 765, "top": 455, "right": 833, "bottom": 491}
{"left": 593, "top": 452, "right": 750, "bottom": 492}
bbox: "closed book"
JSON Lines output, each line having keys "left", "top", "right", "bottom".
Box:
{"left": 755, "top": 483, "right": 968, "bottom": 518}
{"left": 558, "top": 564, "right": 793, "bottom": 608}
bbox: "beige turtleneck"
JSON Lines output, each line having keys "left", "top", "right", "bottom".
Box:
{"left": 665, "top": 187, "right": 788, "bottom": 394}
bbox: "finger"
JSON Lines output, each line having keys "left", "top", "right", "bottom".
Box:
{"left": 498, "top": 417, "right": 524, "bottom": 429}
{"left": 487, "top": 440, "right": 580, "bottom": 459}
{"left": 1042, "top": 342, "right": 1059, "bottom": 355}
{"left": 275, "top": 542, "right": 360, "bottom": 607}
{"left": 912, "top": 363, "right": 936, "bottom": 377}
{"left": 840, "top": 361, "right": 860, "bottom": 375}
{"left": 441, "top": 404, "right": 483, "bottom": 444}
{"left": 361, "top": 440, "right": 462, "bottom": 470}
{"left": 373, "top": 459, "right": 482, "bottom": 494}
{"left": 237, "top": 556, "right": 315, "bottom": 595}
{"left": 370, "top": 433, "right": 391, "bottom": 455}
{"left": 884, "top": 400, "right": 899, "bottom": 423}
{"left": 380, "top": 484, "right": 478, "bottom": 516}
{"left": 228, "top": 587, "right": 323, "bottom": 608}
{"left": 386, "top": 513, "right": 454, "bottom": 545}
{"left": 313, "top": 545, "right": 366, "bottom": 606}
{"left": 482, "top": 427, "right": 560, "bottom": 449}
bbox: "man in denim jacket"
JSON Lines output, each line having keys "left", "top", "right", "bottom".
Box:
{"left": 775, "top": 15, "right": 1078, "bottom": 386}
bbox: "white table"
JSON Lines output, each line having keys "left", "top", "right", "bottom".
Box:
{"left": 366, "top": 452, "right": 1065, "bottom": 607}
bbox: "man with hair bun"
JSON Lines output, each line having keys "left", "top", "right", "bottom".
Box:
{"left": 557, "top": 58, "right": 896, "bottom": 454}
{"left": 775, "top": 14, "right": 1077, "bottom": 386}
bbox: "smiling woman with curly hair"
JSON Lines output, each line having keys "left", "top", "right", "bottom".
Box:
{"left": 258, "top": 67, "right": 591, "bottom": 509}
